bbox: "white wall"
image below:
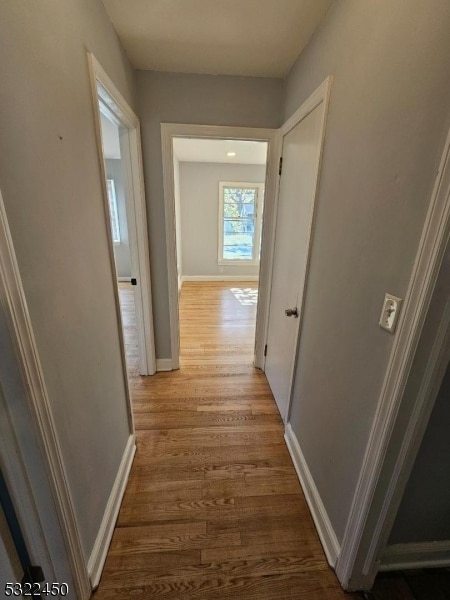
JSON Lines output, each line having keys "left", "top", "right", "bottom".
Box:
{"left": 105, "top": 159, "right": 132, "bottom": 278}
{"left": 284, "top": 0, "right": 450, "bottom": 543}
{"left": 136, "top": 70, "right": 284, "bottom": 358}
{"left": 173, "top": 157, "right": 183, "bottom": 290}
{"left": 178, "top": 162, "right": 266, "bottom": 278}
{"left": 0, "top": 0, "right": 135, "bottom": 561}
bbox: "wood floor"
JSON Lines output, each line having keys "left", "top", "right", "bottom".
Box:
{"left": 94, "top": 281, "right": 357, "bottom": 599}
{"left": 96, "top": 282, "right": 449, "bottom": 600}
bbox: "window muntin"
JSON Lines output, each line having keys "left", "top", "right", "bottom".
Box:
{"left": 218, "top": 182, "right": 264, "bottom": 264}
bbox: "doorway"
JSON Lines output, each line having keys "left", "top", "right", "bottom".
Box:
{"left": 161, "top": 124, "right": 280, "bottom": 371}
{"left": 98, "top": 111, "right": 140, "bottom": 378}
{"left": 88, "top": 53, "right": 156, "bottom": 380}
{"left": 171, "top": 137, "right": 268, "bottom": 368}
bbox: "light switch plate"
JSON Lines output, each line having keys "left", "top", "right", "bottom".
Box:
{"left": 379, "top": 293, "right": 402, "bottom": 333}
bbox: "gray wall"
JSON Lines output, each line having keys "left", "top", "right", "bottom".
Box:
{"left": 105, "top": 159, "right": 132, "bottom": 278}
{"left": 386, "top": 242, "right": 450, "bottom": 546}
{"left": 0, "top": 305, "right": 75, "bottom": 589}
{"left": 136, "top": 70, "right": 284, "bottom": 358}
{"left": 179, "top": 162, "right": 266, "bottom": 278}
{"left": 388, "top": 363, "right": 450, "bottom": 544}
{"left": 0, "top": 505, "right": 21, "bottom": 588}
{"left": 0, "top": 0, "right": 135, "bottom": 560}
{"left": 285, "top": 0, "right": 450, "bottom": 542}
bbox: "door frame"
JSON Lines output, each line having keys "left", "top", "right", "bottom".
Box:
{"left": 160, "top": 123, "right": 279, "bottom": 370}
{"left": 336, "top": 125, "right": 450, "bottom": 590}
{"left": 265, "top": 77, "right": 332, "bottom": 423}
{"left": 87, "top": 52, "right": 156, "bottom": 377}
{"left": 0, "top": 190, "right": 91, "bottom": 599}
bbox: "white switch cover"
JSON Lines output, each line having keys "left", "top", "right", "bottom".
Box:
{"left": 379, "top": 293, "right": 402, "bottom": 333}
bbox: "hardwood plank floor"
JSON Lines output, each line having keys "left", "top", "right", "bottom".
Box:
{"left": 95, "top": 281, "right": 449, "bottom": 600}
{"left": 93, "top": 281, "right": 357, "bottom": 599}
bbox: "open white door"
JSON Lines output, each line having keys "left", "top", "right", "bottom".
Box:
{"left": 265, "top": 79, "right": 331, "bottom": 420}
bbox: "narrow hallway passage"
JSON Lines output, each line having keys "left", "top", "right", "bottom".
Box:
{"left": 94, "top": 282, "right": 354, "bottom": 599}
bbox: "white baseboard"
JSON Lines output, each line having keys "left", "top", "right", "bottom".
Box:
{"left": 156, "top": 358, "right": 173, "bottom": 372}
{"left": 117, "top": 277, "right": 131, "bottom": 282}
{"left": 88, "top": 434, "right": 136, "bottom": 589}
{"left": 380, "top": 540, "right": 450, "bottom": 571}
{"left": 284, "top": 423, "right": 340, "bottom": 567}
{"left": 181, "top": 275, "right": 259, "bottom": 282}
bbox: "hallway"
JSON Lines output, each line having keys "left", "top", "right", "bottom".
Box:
{"left": 95, "top": 281, "right": 354, "bottom": 599}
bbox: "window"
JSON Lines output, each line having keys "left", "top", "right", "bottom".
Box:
{"left": 218, "top": 182, "right": 264, "bottom": 264}
{"left": 106, "top": 179, "right": 120, "bottom": 243}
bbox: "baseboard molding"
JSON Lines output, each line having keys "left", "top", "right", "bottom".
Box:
{"left": 88, "top": 434, "right": 136, "bottom": 589}
{"left": 117, "top": 277, "right": 131, "bottom": 282}
{"left": 285, "top": 423, "right": 340, "bottom": 567}
{"left": 380, "top": 540, "right": 450, "bottom": 571}
{"left": 181, "top": 275, "right": 259, "bottom": 282}
{"left": 156, "top": 358, "right": 173, "bottom": 372}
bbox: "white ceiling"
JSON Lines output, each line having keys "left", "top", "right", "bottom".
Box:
{"left": 173, "top": 138, "right": 268, "bottom": 165}
{"left": 100, "top": 113, "right": 121, "bottom": 159}
{"left": 101, "top": 0, "right": 333, "bottom": 77}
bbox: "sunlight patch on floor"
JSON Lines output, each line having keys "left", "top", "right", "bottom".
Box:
{"left": 230, "top": 287, "right": 258, "bottom": 305}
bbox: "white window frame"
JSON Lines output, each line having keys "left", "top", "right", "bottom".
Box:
{"left": 218, "top": 181, "right": 265, "bottom": 266}
{"left": 106, "top": 178, "right": 120, "bottom": 244}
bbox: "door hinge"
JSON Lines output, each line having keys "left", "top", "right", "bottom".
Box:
{"left": 131, "top": 277, "right": 137, "bottom": 286}
{"left": 278, "top": 156, "right": 283, "bottom": 176}
{"left": 264, "top": 344, "right": 268, "bottom": 357}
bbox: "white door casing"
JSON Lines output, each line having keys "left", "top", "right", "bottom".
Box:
{"left": 264, "top": 79, "right": 332, "bottom": 420}
{"left": 0, "top": 188, "right": 90, "bottom": 598}
{"left": 88, "top": 52, "right": 156, "bottom": 379}
{"left": 160, "top": 124, "right": 279, "bottom": 371}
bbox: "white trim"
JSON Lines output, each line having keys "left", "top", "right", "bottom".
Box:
{"left": 156, "top": 358, "right": 174, "bottom": 372}
{"left": 0, "top": 191, "right": 91, "bottom": 599}
{"left": 88, "top": 435, "right": 136, "bottom": 589}
{"left": 336, "top": 126, "right": 450, "bottom": 591}
{"left": 380, "top": 541, "right": 450, "bottom": 571}
{"left": 117, "top": 277, "right": 132, "bottom": 282}
{"left": 181, "top": 275, "right": 259, "bottom": 282}
{"left": 161, "top": 123, "right": 279, "bottom": 371}
{"left": 88, "top": 52, "right": 156, "bottom": 378}
{"left": 285, "top": 423, "right": 340, "bottom": 567}
{"left": 362, "top": 299, "right": 450, "bottom": 577}
{"left": 217, "top": 181, "right": 265, "bottom": 266}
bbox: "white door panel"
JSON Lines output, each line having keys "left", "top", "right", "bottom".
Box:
{"left": 265, "top": 104, "right": 324, "bottom": 419}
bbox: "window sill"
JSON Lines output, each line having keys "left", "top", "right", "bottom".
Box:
{"left": 218, "top": 260, "right": 259, "bottom": 267}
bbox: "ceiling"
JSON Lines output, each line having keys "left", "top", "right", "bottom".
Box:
{"left": 173, "top": 138, "right": 268, "bottom": 164}
{"left": 101, "top": 0, "right": 333, "bottom": 78}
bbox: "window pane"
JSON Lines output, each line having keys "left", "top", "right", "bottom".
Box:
{"left": 223, "top": 218, "right": 255, "bottom": 234}
{"left": 223, "top": 188, "right": 257, "bottom": 220}
{"left": 222, "top": 219, "right": 254, "bottom": 259}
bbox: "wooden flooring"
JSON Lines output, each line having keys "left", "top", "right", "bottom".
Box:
{"left": 94, "top": 281, "right": 448, "bottom": 600}
{"left": 93, "top": 281, "right": 356, "bottom": 599}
